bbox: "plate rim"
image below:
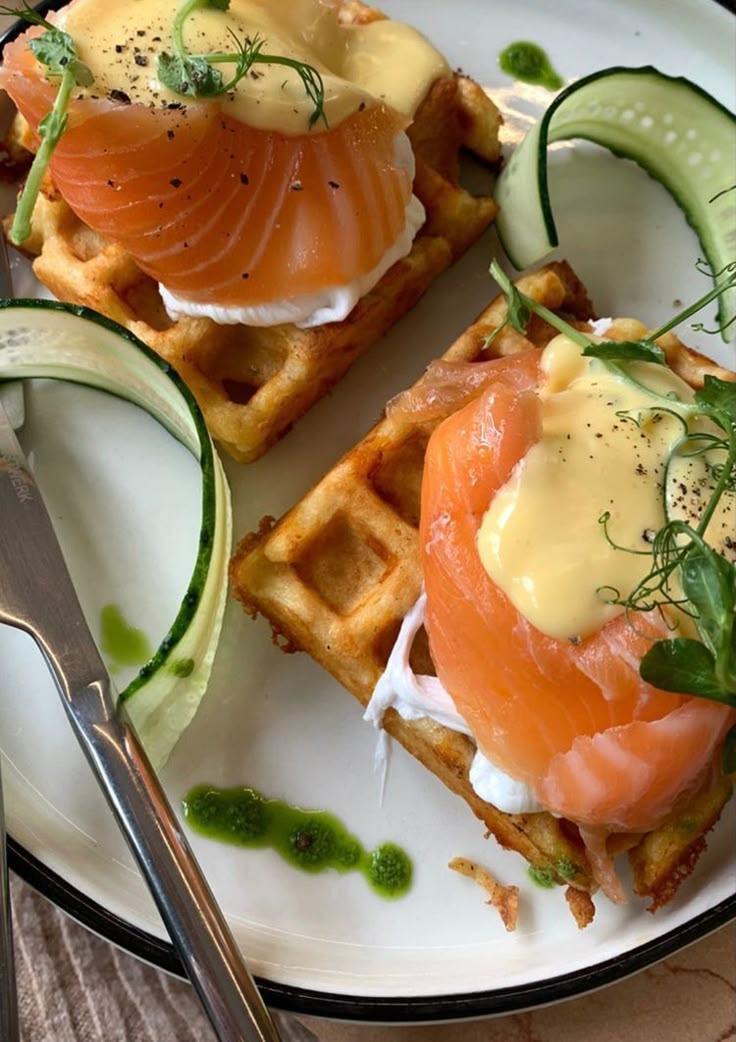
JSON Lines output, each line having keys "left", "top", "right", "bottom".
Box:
{"left": 10, "top": 836, "right": 736, "bottom": 1022}
{"left": 3, "top": 0, "right": 736, "bottom": 1025}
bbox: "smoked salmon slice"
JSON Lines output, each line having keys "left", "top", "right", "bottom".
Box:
{"left": 0, "top": 24, "right": 413, "bottom": 308}
{"left": 420, "top": 349, "right": 735, "bottom": 835}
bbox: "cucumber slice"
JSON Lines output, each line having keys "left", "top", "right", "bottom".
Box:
{"left": 495, "top": 66, "right": 736, "bottom": 340}
{"left": 0, "top": 300, "right": 232, "bottom": 767}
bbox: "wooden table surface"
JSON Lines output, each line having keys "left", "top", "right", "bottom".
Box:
{"left": 10, "top": 874, "right": 735, "bottom": 1042}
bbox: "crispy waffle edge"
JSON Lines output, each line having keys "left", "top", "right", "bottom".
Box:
{"left": 231, "top": 261, "right": 736, "bottom": 917}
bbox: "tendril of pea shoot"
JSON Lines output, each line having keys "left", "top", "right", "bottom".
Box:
{"left": 488, "top": 260, "right": 736, "bottom": 772}
{"left": 158, "top": 0, "right": 327, "bottom": 128}
{"left": 3, "top": 0, "right": 327, "bottom": 245}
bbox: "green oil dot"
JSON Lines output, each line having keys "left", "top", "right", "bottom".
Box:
{"left": 183, "top": 784, "right": 413, "bottom": 899}
{"left": 336, "top": 839, "right": 361, "bottom": 868}
{"left": 555, "top": 856, "right": 580, "bottom": 881}
{"left": 528, "top": 864, "right": 558, "bottom": 889}
{"left": 366, "top": 842, "right": 413, "bottom": 898}
{"left": 184, "top": 786, "right": 268, "bottom": 841}
{"left": 100, "top": 603, "right": 152, "bottom": 671}
{"left": 170, "top": 657, "right": 195, "bottom": 678}
{"left": 287, "top": 820, "right": 336, "bottom": 869}
{"left": 499, "top": 41, "right": 563, "bottom": 91}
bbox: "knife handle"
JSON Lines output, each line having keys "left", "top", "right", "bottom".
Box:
{"left": 0, "top": 420, "right": 280, "bottom": 1042}
{"left": 67, "top": 690, "right": 281, "bottom": 1042}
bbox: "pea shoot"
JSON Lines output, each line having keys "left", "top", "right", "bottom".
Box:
{"left": 1, "top": 3, "right": 93, "bottom": 245}
{"left": 488, "top": 259, "right": 736, "bottom": 769}
{"left": 3, "top": 0, "right": 328, "bottom": 246}
{"left": 158, "top": 0, "right": 327, "bottom": 127}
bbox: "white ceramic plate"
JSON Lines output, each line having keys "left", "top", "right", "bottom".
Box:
{"left": 1, "top": 0, "right": 735, "bottom": 1022}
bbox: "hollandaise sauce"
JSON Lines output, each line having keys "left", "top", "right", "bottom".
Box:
{"left": 477, "top": 335, "right": 734, "bottom": 641}
{"left": 58, "top": 0, "right": 450, "bottom": 133}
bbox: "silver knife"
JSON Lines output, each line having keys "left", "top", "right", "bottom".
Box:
{"left": 0, "top": 152, "right": 20, "bottom": 1042}
{"left": 0, "top": 402, "right": 282, "bottom": 1041}
{"left": 0, "top": 745, "right": 17, "bottom": 1042}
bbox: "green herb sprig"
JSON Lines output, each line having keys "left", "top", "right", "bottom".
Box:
{"left": 158, "top": 0, "right": 327, "bottom": 128}
{"left": 3, "top": 0, "right": 327, "bottom": 246}
{"left": 487, "top": 259, "right": 736, "bottom": 769}
{"left": 602, "top": 374, "right": 736, "bottom": 705}
{"left": 1, "top": 4, "right": 93, "bottom": 244}
{"left": 487, "top": 259, "right": 736, "bottom": 359}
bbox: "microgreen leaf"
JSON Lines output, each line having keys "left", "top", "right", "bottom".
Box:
{"left": 25, "top": 26, "right": 93, "bottom": 85}
{"left": 487, "top": 260, "right": 591, "bottom": 349}
{"left": 680, "top": 542, "right": 735, "bottom": 660}
{"left": 69, "top": 59, "right": 93, "bottom": 87}
{"left": 500, "top": 279, "right": 531, "bottom": 335}
{"left": 639, "top": 639, "right": 729, "bottom": 699}
{"left": 484, "top": 263, "right": 531, "bottom": 345}
{"left": 163, "top": 0, "right": 327, "bottom": 126}
{"left": 583, "top": 340, "right": 666, "bottom": 365}
{"left": 28, "top": 28, "right": 75, "bottom": 73}
{"left": 694, "top": 375, "right": 736, "bottom": 425}
{"left": 157, "top": 52, "right": 223, "bottom": 97}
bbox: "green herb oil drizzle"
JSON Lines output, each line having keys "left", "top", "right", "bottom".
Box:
{"left": 527, "top": 865, "right": 557, "bottom": 889}
{"left": 527, "top": 857, "right": 581, "bottom": 889}
{"left": 498, "top": 41, "right": 563, "bottom": 91}
{"left": 183, "top": 784, "right": 413, "bottom": 898}
{"left": 100, "top": 603, "right": 152, "bottom": 673}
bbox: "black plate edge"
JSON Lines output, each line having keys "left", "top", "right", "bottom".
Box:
{"left": 10, "top": 835, "right": 736, "bottom": 1023}
{"left": 3, "top": 0, "right": 736, "bottom": 1025}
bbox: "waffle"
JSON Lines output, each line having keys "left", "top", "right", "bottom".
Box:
{"left": 231, "top": 262, "right": 735, "bottom": 916}
{"left": 3, "top": 2, "right": 502, "bottom": 462}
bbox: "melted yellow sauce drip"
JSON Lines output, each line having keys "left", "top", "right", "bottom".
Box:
{"left": 477, "top": 335, "right": 733, "bottom": 641}
{"left": 59, "top": 0, "right": 450, "bottom": 134}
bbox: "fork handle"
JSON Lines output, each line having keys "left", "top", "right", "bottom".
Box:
{"left": 51, "top": 674, "right": 282, "bottom": 1042}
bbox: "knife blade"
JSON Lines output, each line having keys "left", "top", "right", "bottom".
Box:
{"left": 0, "top": 402, "right": 281, "bottom": 1042}
{"left": 0, "top": 112, "right": 20, "bottom": 1042}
